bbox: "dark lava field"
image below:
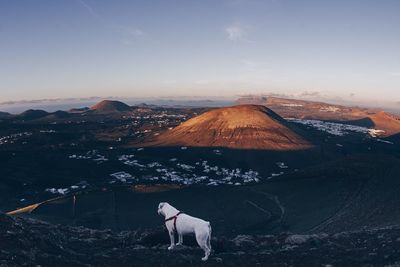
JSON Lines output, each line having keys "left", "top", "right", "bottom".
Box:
{"left": 1, "top": 99, "right": 400, "bottom": 266}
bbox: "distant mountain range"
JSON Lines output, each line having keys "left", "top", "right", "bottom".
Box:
{"left": 237, "top": 96, "right": 400, "bottom": 137}
{"left": 0, "top": 100, "right": 152, "bottom": 120}
{"left": 2, "top": 98, "right": 400, "bottom": 139}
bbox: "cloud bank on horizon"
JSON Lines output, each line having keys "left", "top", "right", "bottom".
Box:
{"left": 0, "top": 0, "right": 399, "bottom": 105}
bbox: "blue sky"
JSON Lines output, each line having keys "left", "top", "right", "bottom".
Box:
{"left": 0, "top": 0, "right": 400, "bottom": 104}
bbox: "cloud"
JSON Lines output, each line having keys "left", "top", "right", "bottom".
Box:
{"left": 225, "top": 24, "right": 253, "bottom": 42}
{"left": 300, "top": 91, "right": 321, "bottom": 97}
{"left": 225, "top": 26, "right": 244, "bottom": 41}
{"left": 237, "top": 92, "right": 295, "bottom": 99}
{"left": 76, "top": 0, "right": 99, "bottom": 18}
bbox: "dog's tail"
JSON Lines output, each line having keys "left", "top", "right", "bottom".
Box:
{"left": 207, "top": 221, "right": 212, "bottom": 250}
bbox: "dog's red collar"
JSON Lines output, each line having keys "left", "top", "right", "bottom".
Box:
{"left": 165, "top": 211, "right": 183, "bottom": 232}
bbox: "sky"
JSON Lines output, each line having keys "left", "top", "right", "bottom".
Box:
{"left": 0, "top": 0, "right": 400, "bottom": 105}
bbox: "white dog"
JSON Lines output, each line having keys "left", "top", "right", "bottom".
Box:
{"left": 157, "top": 202, "right": 212, "bottom": 261}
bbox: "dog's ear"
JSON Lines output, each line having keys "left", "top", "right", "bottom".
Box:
{"left": 159, "top": 202, "right": 165, "bottom": 209}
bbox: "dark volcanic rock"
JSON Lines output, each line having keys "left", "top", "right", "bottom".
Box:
{"left": 18, "top": 109, "right": 49, "bottom": 120}
{"left": 1, "top": 213, "right": 400, "bottom": 266}
{"left": 0, "top": 111, "right": 11, "bottom": 118}
{"left": 69, "top": 107, "right": 90, "bottom": 113}
{"left": 47, "top": 110, "right": 71, "bottom": 119}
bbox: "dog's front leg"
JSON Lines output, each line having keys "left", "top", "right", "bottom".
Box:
{"left": 177, "top": 234, "right": 183, "bottom": 246}
{"left": 168, "top": 231, "right": 175, "bottom": 250}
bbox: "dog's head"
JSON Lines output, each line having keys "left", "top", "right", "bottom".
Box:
{"left": 157, "top": 202, "right": 168, "bottom": 216}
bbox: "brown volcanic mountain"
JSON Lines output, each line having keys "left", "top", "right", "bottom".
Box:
{"left": 90, "top": 100, "right": 131, "bottom": 113}
{"left": 237, "top": 96, "right": 400, "bottom": 137}
{"left": 368, "top": 111, "right": 400, "bottom": 136}
{"left": 143, "top": 105, "right": 312, "bottom": 150}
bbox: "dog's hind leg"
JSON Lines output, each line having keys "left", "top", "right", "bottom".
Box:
{"left": 207, "top": 222, "right": 212, "bottom": 251}
{"left": 177, "top": 234, "right": 183, "bottom": 246}
{"left": 168, "top": 231, "right": 175, "bottom": 250}
{"left": 196, "top": 232, "right": 210, "bottom": 261}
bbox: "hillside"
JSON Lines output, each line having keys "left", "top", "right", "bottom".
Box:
{"left": 367, "top": 111, "right": 400, "bottom": 136}
{"left": 44, "top": 110, "right": 72, "bottom": 120}
{"left": 90, "top": 100, "right": 132, "bottom": 113}
{"left": 237, "top": 96, "right": 400, "bottom": 136}
{"left": 18, "top": 109, "right": 49, "bottom": 120}
{"left": 142, "top": 105, "right": 312, "bottom": 150}
{"left": 1, "top": 212, "right": 400, "bottom": 266}
{"left": 0, "top": 111, "right": 11, "bottom": 119}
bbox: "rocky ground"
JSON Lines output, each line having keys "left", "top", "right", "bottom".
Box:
{"left": 1, "top": 213, "right": 400, "bottom": 267}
